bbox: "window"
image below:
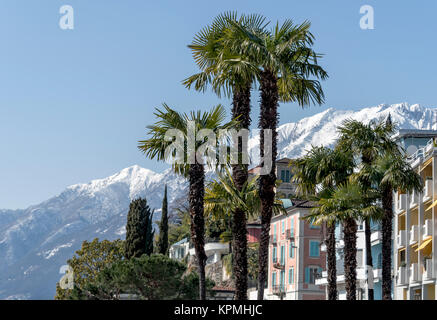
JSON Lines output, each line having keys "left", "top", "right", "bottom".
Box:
{"left": 309, "top": 240, "right": 320, "bottom": 257}
{"left": 272, "top": 272, "right": 277, "bottom": 287}
{"left": 282, "top": 221, "right": 285, "bottom": 234}
{"left": 280, "top": 245, "right": 285, "bottom": 265}
{"left": 290, "top": 218, "right": 294, "bottom": 237}
{"left": 289, "top": 241, "right": 295, "bottom": 258}
{"left": 280, "top": 270, "right": 285, "bottom": 289}
{"left": 272, "top": 247, "right": 277, "bottom": 263}
{"left": 280, "top": 170, "right": 291, "bottom": 183}
{"left": 289, "top": 267, "right": 294, "bottom": 284}
{"left": 305, "top": 266, "right": 322, "bottom": 284}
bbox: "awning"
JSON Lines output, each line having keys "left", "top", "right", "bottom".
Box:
{"left": 426, "top": 200, "right": 437, "bottom": 211}
{"left": 420, "top": 158, "right": 433, "bottom": 172}
{"left": 415, "top": 237, "right": 432, "bottom": 253}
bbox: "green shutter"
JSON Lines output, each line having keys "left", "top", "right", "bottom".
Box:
{"left": 281, "top": 170, "right": 285, "bottom": 181}
{"left": 305, "top": 267, "right": 310, "bottom": 283}
{"left": 285, "top": 170, "right": 290, "bottom": 183}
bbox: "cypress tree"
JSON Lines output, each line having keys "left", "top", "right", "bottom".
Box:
{"left": 157, "top": 185, "right": 169, "bottom": 255}
{"left": 125, "top": 197, "right": 154, "bottom": 259}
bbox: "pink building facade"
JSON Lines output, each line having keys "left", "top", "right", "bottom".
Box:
{"left": 267, "top": 200, "right": 326, "bottom": 300}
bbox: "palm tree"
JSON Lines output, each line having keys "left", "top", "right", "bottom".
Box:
{"left": 292, "top": 146, "right": 355, "bottom": 300}
{"left": 183, "top": 13, "right": 268, "bottom": 299}
{"left": 307, "top": 182, "right": 382, "bottom": 300}
{"left": 138, "top": 104, "right": 235, "bottom": 300}
{"left": 337, "top": 117, "right": 398, "bottom": 300}
{"left": 224, "top": 19, "right": 327, "bottom": 299}
{"left": 205, "top": 169, "right": 285, "bottom": 286}
{"left": 359, "top": 152, "right": 423, "bottom": 300}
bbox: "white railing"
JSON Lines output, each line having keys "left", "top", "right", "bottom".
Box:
{"left": 397, "top": 194, "right": 407, "bottom": 213}
{"left": 423, "top": 259, "right": 433, "bottom": 281}
{"left": 371, "top": 230, "right": 382, "bottom": 243}
{"left": 398, "top": 230, "right": 407, "bottom": 248}
{"left": 410, "top": 225, "right": 419, "bottom": 245}
{"left": 410, "top": 190, "right": 419, "bottom": 208}
{"left": 425, "top": 138, "right": 435, "bottom": 155}
{"left": 397, "top": 267, "right": 407, "bottom": 285}
{"left": 423, "top": 179, "right": 433, "bottom": 202}
{"left": 423, "top": 219, "right": 433, "bottom": 240}
{"left": 410, "top": 263, "right": 420, "bottom": 283}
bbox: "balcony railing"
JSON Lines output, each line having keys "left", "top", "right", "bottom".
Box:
{"left": 285, "top": 229, "right": 295, "bottom": 240}
{"left": 410, "top": 225, "right": 419, "bottom": 245}
{"left": 397, "top": 266, "right": 407, "bottom": 285}
{"left": 398, "top": 230, "right": 407, "bottom": 248}
{"left": 410, "top": 190, "right": 419, "bottom": 209}
{"left": 272, "top": 284, "right": 286, "bottom": 296}
{"left": 410, "top": 263, "right": 421, "bottom": 283}
{"left": 396, "top": 194, "right": 407, "bottom": 214}
{"left": 273, "top": 261, "right": 285, "bottom": 270}
{"left": 423, "top": 259, "right": 433, "bottom": 281}
{"left": 423, "top": 219, "right": 432, "bottom": 239}
{"left": 423, "top": 179, "right": 433, "bottom": 202}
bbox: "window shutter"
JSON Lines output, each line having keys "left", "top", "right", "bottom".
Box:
{"left": 281, "top": 170, "right": 285, "bottom": 181}
{"left": 286, "top": 170, "right": 290, "bottom": 182}
{"left": 305, "top": 267, "right": 310, "bottom": 283}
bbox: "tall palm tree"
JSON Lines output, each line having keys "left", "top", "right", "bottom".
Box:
{"left": 292, "top": 146, "right": 355, "bottom": 300}
{"left": 183, "top": 13, "right": 268, "bottom": 299}
{"left": 138, "top": 104, "right": 236, "bottom": 300}
{"left": 307, "top": 182, "right": 382, "bottom": 300}
{"left": 225, "top": 19, "right": 328, "bottom": 299}
{"left": 359, "top": 152, "right": 423, "bottom": 300}
{"left": 337, "top": 118, "right": 398, "bottom": 300}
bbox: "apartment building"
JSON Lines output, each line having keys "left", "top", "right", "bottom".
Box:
{"left": 393, "top": 129, "right": 437, "bottom": 300}
{"left": 266, "top": 200, "right": 326, "bottom": 300}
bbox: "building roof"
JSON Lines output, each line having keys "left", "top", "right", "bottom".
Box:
{"left": 392, "top": 129, "right": 437, "bottom": 140}
{"left": 172, "top": 237, "right": 188, "bottom": 246}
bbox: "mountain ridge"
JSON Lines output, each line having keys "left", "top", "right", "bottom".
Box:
{"left": 1, "top": 102, "right": 436, "bottom": 299}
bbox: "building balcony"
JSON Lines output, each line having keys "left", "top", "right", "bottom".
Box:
{"left": 273, "top": 261, "right": 285, "bottom": 270}
{"left": 410, "top": 191, "right": 419, "bottom": 209}
{"left": 410, "top": 263, "right": 421, "bottom": 283}
{"left": 371, "top": 230, "right": 382, "bottom": 244}
{"left": 398, "top": 230, "right": 407, "bottom": 248}
{"left": 423, "top": 179, "right": 433, "bottom": 202}
{"left": 423, "top": 220, "right": 433, "bottom": 240}
{"left": 409, "top": 225, "right": 419, "bottom": 245}
{"left": 285, "top": 229, "right": 295, "bottom": 240}
{"left": 396, "top": 194, "right": 407, "bottom": 214}
{"left": 272, "top": 284, "right": 286, "bottom": 296}
{"left": 397, "top": 266, "right": 407, "bottom": 286}
{"left": 423, "top": 259, "right": 433, "bottom": 281}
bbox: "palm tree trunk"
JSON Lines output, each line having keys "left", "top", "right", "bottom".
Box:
{"left": 257, "top": 69, "right": 279, "bottom": 300}
{"left": 343, "top": 218, "right": 357, "bottom": 300}
{"left": 326, "top": 223, "right": 337, "bottom": 300}
{"left": 381, "top": 184, "right": 393, "bottom": 300}
{"left": 365, "top": 218, "right": 374, "bottom": 300}
{"left": 231, "top": 85, "right": 251, "bottom": 300}
{"left": 189, "top": 163, "right": 207, "bottom": 300}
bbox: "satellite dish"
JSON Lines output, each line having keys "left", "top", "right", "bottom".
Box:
{"left": 406, "top": 145, "right": 418, "bottom": 156}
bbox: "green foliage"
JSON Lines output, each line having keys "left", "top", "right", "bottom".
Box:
{"left": 67, "top": 254, "right": 215, "bottom": 300}
{"left": 157, "top": 185, "right": 169, "bottom": 255}
{"left": 125, "top": 198, "right": 154, "bottom": 259}
{"left": 168, "top": 208, "right": 191, "bottom": 245}
{"left": 54, "top": 238, "right": 125, "bottom": 300}
{"left": 247, "top": 243, "right": 260, "bottom": 281}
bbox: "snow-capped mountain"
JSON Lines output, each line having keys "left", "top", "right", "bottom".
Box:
{"left": 0, "top": 102, "right": 436, "bottom": 299}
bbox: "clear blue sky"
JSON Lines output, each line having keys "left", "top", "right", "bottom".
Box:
{"left": 1, "top": 0, "right": 437, "bottom": 209}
